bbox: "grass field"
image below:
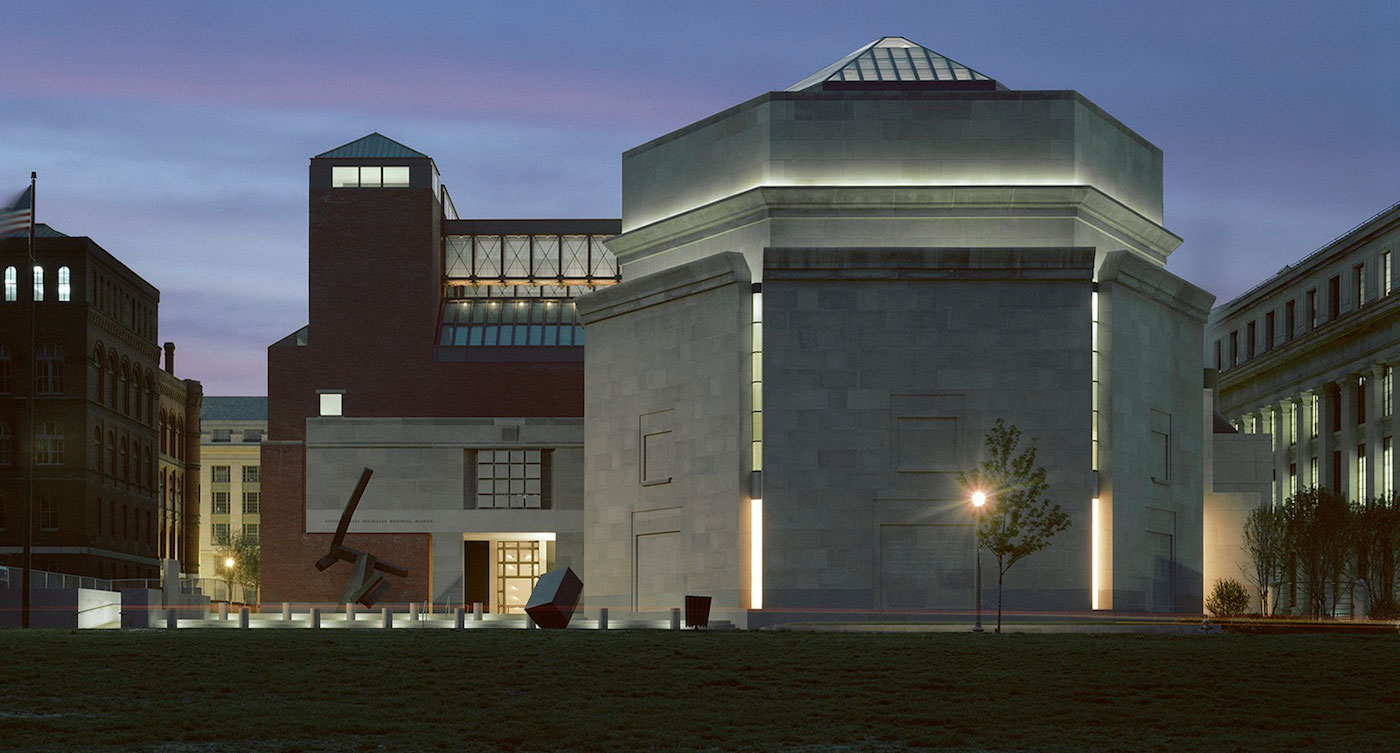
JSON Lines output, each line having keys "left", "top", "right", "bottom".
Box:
{"left": 1, "top": 629, "right": 1395, "bottom": 752}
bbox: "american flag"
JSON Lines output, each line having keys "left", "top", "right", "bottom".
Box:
{"left": 0, "top": 185, "right": 33, "bottom": 237}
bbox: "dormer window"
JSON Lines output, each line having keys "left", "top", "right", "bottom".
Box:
{"left": 331, "top": 166, "right": 411, "bottom": 188}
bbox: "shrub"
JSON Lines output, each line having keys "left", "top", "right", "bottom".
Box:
{"left": 1206, "top": 578, "right": 1251, "bottom": 617}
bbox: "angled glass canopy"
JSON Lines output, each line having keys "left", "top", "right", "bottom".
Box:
{"left": 786, "top": 36, "right": 1001, "bottom": 92}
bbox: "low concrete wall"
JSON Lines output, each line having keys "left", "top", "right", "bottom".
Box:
{"left": 0, "top": 587, "right": 121, "bottom": 628}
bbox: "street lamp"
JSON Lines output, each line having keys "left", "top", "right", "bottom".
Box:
{"left": 970, "top": 491, "right": 986, "bottom": 633}
{"left": 224, "top": 557, "right": 236, "bottom": 604}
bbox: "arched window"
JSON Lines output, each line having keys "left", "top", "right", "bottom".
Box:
{"left": 35, "top": 343, "right": 63, "bottom": 394}
{"left": 93, "top": 425, "right": 103, "bottom": 473}
{"left": 107, "top": 431, "right": 116, "bottom": 476}
{"left": 57, "top": 266, "right": 70, "bottom": 302}
{"left": 34, "top": 421, "right": 63, "bottom": 465}
{"left": 93, "top": 345, "right": 105, "bottom": 401}
{"left": 120, "top": 360, "right": 130, "bottom": 415}
{"left": 0, "top": 423, "right": 10, "bottom": 466}
{"left": 176, "top": 415, "right": 184, "bottom": 460}
{"left": 120, "top": 436, "right": 129, "bottom": 482}
{"left": 32, "top": 265, "right": 43, "bottom": 301}
{"left": 144, "top": 446, "right": 153, "bottom": 488}
{"left": 3, "top": 267, "right": 15, "bottom": 301}
{"left": 159, "top": 410, "right": 168, "bottom": 454}
{"left": 0, "top": 344, "right": 10, "bottom": 394}
{"left": 145, "top": 373, "right": 155, "bottom": 425}
{"left": 96, "top": 497, "right": 103, "bottom": 536}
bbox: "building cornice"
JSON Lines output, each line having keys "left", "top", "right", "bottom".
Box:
{"left": 605, "top": 185, "right": 1181, "bottom": 267}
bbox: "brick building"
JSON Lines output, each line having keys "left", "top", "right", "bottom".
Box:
{"left": 1, "top": 225, "right": 200, "bottom": 581}
{"left": 262, "top": 134, "right": 618, "bottom": 608}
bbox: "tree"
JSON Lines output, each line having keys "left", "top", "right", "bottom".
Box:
{"left": 217, "top": 532, "right": 260, "bottom": 604}
{"left": 1242, "top": 504, "right": 1288, "bottom": 615}
{"left": 1282, "top": 487, "right": 1352, "bottom": 619}
{"left": 957, "top": 419, "right": 1070, "bottom": 632}
{"left": 1353, "top": 494, "right": 1400, "bottom": 619}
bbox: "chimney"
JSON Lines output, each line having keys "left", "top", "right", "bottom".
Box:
{"left": 163, "top": 342, "right": 175, "bottom": 375}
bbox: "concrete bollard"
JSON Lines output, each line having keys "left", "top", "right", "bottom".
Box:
{"left": 598, "top": 607, "right": 608, "bottom": 630}
{"left": 311, "top": 608, "right": 321, "bottom": 629}
{"left": 239, "top": 607, "right": 250, "bottom": 630}
{"left": 409, "top": 602, "right": 419, "bottom": 626}
{"left": 345, "top": 602, "right": 355, "bottom": 622}
{"left": 473, "top": 602, "right": 483, "bottom": 621}
{"left": 455, "top": 607, "right": 465, "bottom": 629}
{"left": 219, "top": 602, "right": 228, "bottom": 621}
{"left": 282, "top": 602, "right": 291, "bottom": 621}
{"left": 382, "top": 607, "right": 392, "bottom": 629}
{"left": 670, "top": 607, "right": 681, "bottom": 630}
{"left": 166, "top": 606, "right": 178, "bottom": 630}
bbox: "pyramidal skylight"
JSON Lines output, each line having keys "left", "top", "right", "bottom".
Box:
{"left": 786, "top": 36, "right": 1000, "bottom": 92}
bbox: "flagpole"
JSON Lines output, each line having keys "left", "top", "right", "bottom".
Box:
{"left": 22, "top": 172, "right": 35, "bottom": 629}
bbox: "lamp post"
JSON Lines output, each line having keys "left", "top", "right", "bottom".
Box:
{"left": 224, "top": 556, "right": 236, "bottom": 604}
{"left": 970, "top": 490, "right": 986, "bottom": 633}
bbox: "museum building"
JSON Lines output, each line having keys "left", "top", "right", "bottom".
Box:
{"left": 265, "top": 39, "right": 1267, "bottom": 620}
{"left": 261, "top": 134, "right": 618, "bottom": 610}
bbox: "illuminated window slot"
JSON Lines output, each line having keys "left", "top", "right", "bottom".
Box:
{"left": 1091, "top": 497, "right": 1101, "bottom": 610}
{"left": 1091, "top": 290, "right": 1099, "bottom": 472}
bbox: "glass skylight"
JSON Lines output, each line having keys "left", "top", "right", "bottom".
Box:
{"left": 786, "top": 36, "right": 998, "bottom": 92}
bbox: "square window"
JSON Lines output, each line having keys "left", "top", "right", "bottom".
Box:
{"left": 331, "top": 166, "right": 359, "bottom": 188}
{"left": 382, "top": 166, "right": 410, "bottom": 187}
{"left": 359, "top": 166, "right": 382, "bottom": 187}
{"left": 319, "top": 391, "right": 343, "bottom": 417}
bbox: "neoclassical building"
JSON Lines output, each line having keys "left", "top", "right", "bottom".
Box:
{"left": 1209, "top": 201, "right": 1400, "bottom": 505}
{"left": 579, "top": 37, "right": 1219, "bottom": 621}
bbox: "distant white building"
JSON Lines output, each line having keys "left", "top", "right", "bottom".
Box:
{"left": 199, "top": 397, "right": 266, "bottom": 582}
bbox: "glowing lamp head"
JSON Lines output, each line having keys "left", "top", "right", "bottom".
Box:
{"left": 224, "top": 557, "right": 236, "bottom": 569}
{"left": 971, "top": 491, "right": 987, "bottom": 508}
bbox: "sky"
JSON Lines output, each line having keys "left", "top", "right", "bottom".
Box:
{"left": 2, "top": 1, "right": 1397, "bottom": 395}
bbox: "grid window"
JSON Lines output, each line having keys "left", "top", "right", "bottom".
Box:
{"left": 212, "top": 429, "right": 231, "bottom": 443}
{"left": 34, "top": 421, "right": 63, "bottom": 465}
{"left": 242, "top": 465, "right": 260, "bottom": 484}
{"left": 212, "top": 523, "right": 230, "bottom": 546}
{"left": 1289, "top": 463, "right": 1298, "bottom": 498}
{"left": 475, "top": 450, "right": 543, "bottom": 508}
{"left": 211, "top": 465, "right": 230, "bottom": 483}
{"left": 1285, "top": 300, "right": 1296, "bottom": 340}
{"left": 1358, "top": 376, "right": 1368, "bottom": 424}
{"left": 4, "top": 266, "right": 14, "bottom": 301}
{"left": 1310, "top": 394, "right": 1319, "bottom": 438}
{"left": 496, "top": 541, "right": 541, "bottom": 614}
{"left": 39, "top": 497, "right": 56, "bottom": 530}
{"left": 0, "top": 344, "right": 9, "bottom": 393}
{"left": 1308, "top": 289, "right": 1317, "bottom": 328}
{"left": 241, "top": 523, "right": 259, "bottom": 543}
{"left": 242, "top": 491, "right": 260, "bottom": 515}
{"left": 57, "top": 266, "right": 70, "bottom": 302}
{"left": 1385, "top": 438, "right": 1393, "bottom": 498}
{"left": 1357, "top": 445, "right": 1366, "bottom": 501}
{"left": 1384, "top": 250, "right": 1393, "bottom": 296}
{"left": 241, "top": 429, "right": 262, "bottom": 443}
{"left": 1356, "top": 263, "right": 1366, "bottom": 309}
{"left": 331, "top": 165, "right": 410, "bottom": 188}
{"left": 1310, "top": 457, "right": 1318, "bottom": 487}
{"left": 212, "top": 491, "right": 230, "bottom": 515}
{"left": 0, "top": 424, "right": 10, "bottom": 466}
{"left": 35, "top": 343, "right": 63, "bottom": 394}
{"left": 32, "top": 266, "right": 43, "bottom": 301}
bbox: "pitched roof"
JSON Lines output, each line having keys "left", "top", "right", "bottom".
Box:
{"left": 315, "top": 132, "right": 428, "bottom": 159}
{"left": 786, "top": 36, "right": 1001, "bottom": 92}
{"left": 200, "top": 396, "right": 268, "bottom": 422}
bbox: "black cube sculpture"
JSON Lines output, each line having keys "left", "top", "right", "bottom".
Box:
{"left": 524, "top": 566, "right": 583, "bottom": 629}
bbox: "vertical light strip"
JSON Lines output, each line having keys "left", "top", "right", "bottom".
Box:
{"left": 1091, "top": 290, "right": 1099, "bottom": 472}
{"left": 1091, "top": 497, "right": 1100, "bottom": 611}
{"left": 750, "top": 285, "right": 763, "bottom": 610}
{"left": 752, "top": 288, "right": 763, "bottom": 471}
{"left": 751, "top": 498, "right": 763, "bottom": 610}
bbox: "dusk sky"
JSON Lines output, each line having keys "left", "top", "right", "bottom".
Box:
{"left": 3, "top": 1, "right": 1397, "bottom": 396}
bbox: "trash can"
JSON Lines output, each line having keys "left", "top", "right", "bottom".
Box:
{"left": 684, "top": 595, "right": 712, "bottom": 629}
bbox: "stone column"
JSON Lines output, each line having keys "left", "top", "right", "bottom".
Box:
{"left": 1340, "top": 377, "right": 1357, "bottom": 500}
{"left": 1367, "top": 365, "right": 1385, "bottom": 500}
{"left": 1275, "top": 400, "right": 1292, "bottom": 504}
{"left": 1317, "top": 384, "right": 1334, "bottom": 492}
{"left": 1295, "top": 392, "right": 1312, "bottom": 489}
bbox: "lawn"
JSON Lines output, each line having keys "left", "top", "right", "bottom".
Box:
{"left": 0, "top": 629, "right": 1395, "bottom": 752}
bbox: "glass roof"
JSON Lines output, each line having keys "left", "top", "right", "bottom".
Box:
{"left": 786, "top": 36, "right": 1000, "bottom": 92}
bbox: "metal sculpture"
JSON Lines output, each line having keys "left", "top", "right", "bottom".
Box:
{"left": 315, "top": 468, "right": 408, "bottom": 607}
{"left": 524, "top": 566, "right": 582, "bottom": 629}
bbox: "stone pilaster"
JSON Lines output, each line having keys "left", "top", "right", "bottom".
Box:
{"left": 1340, "top": 376, "right": 1357, "bottom": 500}
{"left": 1367, "top": 365, "right": 1385, "bottom": 500}
{"left": 1317, "top": 384, "right": 1335, "bottom": 492}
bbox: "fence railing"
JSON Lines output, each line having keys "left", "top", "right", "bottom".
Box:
{"left": 0, "top": 566, "right": 256, "bottom": 606}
